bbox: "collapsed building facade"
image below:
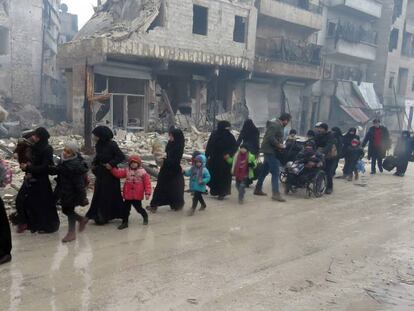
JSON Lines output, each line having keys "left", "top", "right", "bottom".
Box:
{"left": 58, "top": 0, "right": 413, "bottom": 138}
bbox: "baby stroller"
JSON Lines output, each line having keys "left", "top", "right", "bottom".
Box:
{"left": 283, "top": 161, "right": 327, "bottom": 198}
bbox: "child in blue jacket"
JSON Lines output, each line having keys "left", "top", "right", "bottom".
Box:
{"left": 184, "top": 154, "right": 211, "bottom": 216}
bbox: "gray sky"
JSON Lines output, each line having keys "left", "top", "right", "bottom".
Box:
{"left": 62, "top": 0, "right": 97, "bottom": 29}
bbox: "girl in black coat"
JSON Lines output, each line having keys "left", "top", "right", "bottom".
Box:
{"left": 237, "top": 119, "right": 260, "bottom": 156}
{"left": 16, "top": 127, "right": 60, "bottom": 233}
{"left": 51, "top": 141, "right": 89, "bottom": 243}
{"left": 86, "top": 126, "right": 126, "bottom": 225}
{"left": 206, "top": 121, "right": 237, "bottom": 200}
{"left": 394, "top": 131, "right": 413, "bottom": 177}
{"left": 149, "top": 128, "right": 185, "bottom": 212}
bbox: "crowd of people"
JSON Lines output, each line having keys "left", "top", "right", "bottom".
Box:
{"left": 0, "top": 114, "right": 413, "bottom": 266}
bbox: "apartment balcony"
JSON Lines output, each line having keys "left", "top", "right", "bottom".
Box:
{"left": 328, "top": 0, "right": 382, "bottom": 19}
{"left": 258, "top": 0, "right": 323, "bottom": 32}
{"left": 325, "top": 38, "right": 377, "bottom": 61}
{"left": 254, "top": 37, "right": 322, "bottom": 80}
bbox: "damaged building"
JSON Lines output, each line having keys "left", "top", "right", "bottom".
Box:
{"left": 58, "top": 0, "right": 257, "bottom": 138}
{"left": 0, "top": 0, "right": 64, "bottom": 127}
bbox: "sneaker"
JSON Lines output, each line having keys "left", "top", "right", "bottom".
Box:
{"left": 187, "top": 208, "right": 195, "bottom": 216}
{"left": 325, "top": 188, "right": 333, "bottom": 195}
{"left": 0, "top": 254, "right": 12, "bottom": 265}
{"left": 254, "top": 189, "right": 267, "bottom": 196}
{"left": 272, "top": 193, "right": 286, "bottom": 202}
{"left": 117, "top": 222, "right": 129, "bottom": 230}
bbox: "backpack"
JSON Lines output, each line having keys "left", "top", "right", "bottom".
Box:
{"left": 0, "top": 160, "right": 12, "bottom": 187}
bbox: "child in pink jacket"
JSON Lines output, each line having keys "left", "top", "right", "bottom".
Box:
{"left": 111, "top": 155, "right": 151, "bottom": 229}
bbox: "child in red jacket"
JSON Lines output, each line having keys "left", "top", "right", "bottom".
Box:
{"left": 111, "top": 155, "right": 151, "bottom": 229}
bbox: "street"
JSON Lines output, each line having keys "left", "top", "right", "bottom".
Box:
{"left": 1, "top": 170, "right": 414, "bottom": 311}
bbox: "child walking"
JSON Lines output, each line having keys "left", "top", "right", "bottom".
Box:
{"left": 343, "top": 138, "right": 364, "bottom": 181}
{"left": 111, "top": 155, "right": 151, "bottom": 229}
{"left": 51, "top": 141, "right": 89, "bottom": 243}
{"left": 184, "top": 154, "right": 210, "bottom": 216}
{"left": 227, "top": 144, "right": 257, "bottom": 204}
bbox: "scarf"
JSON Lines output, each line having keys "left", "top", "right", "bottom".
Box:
{"left": 234, "top": 152, "right": 248, "bottom": 181}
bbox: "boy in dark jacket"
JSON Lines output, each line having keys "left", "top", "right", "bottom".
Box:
{"left": 394, "top": 131, "right": 413, "bottom": 177}
{"left": 343, "top": 139, "right": 364, "bottom": 181}
{"left": 51, "top": 141, "right": 89, "bottom": 243}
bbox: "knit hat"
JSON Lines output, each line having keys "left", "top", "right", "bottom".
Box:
{"left": 316, "top": 123, "right": 329, "bottom": 131}
{"left": 64, "top": 141, "right": 80, "bottom": 154}
{"left": 128, "top": 155, "right": 141, "bottom": 165}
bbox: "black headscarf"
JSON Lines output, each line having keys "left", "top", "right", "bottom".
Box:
{"left": 92, "top": 126, "right": 114, "bottom": 142}
{"left": 33, "top": 127, "right": 50, "bottom": 149}
{"left": 164, "top": 128, "right": 185, "bottom": 170}
{"left": 217, "top": 120, "right": 231, "bottom": 132}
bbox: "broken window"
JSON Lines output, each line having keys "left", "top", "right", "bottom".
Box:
{"left": 0, "top": 26, "right": 9, "bottom": 55}
{"left": 389, "top": 28, "right": 399, "bottom": 52}
{"left": 193, "top": 5, "right": 208, "bottom": 36}
{"left": 94, "top": 74, "right": 107, "bottom": 93}
{"left": 148, "top": 0, "right": 166, "bottom": 31}
{"left": 233, "top": 16, "right": 246, "bottom": 43}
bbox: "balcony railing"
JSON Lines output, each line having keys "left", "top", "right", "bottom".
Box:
{"left": 327, "top": 21, "right": 378, "bottom": 46}
{"left": 256, "top": 36, "right": 322, "bottom": 66}
{"left": 275, "top": 0, "right": 323, "bottom": 14}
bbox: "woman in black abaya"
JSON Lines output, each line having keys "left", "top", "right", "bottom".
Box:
{"left": 149, "top": 128, "right": 185, "bottom": 213}
{"left": 206, "top": 121, "right": 237, "bottom": 200}
{"left": 237, "top": 119, "right": 260, "bottom": 156}
{"left": 0, "top": 197, "right": 12, "bottom": 264}
{"left": 86, "top": 126, "right": 126, "bottom": 225}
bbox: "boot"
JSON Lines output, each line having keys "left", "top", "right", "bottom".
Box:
{"left": 254, "top": 187, "right": 267, "bottom": 196}
{"left": 62, "top": 217, "right": 76, "bottom": 243}
{"left": 143, "top": 217, "right": 149, "bottom": 225}
{"left": 272, "top": 193, "right": 286, "bottom": 202}
{"left": 118, "top": 220, "right": 129, "bottom": 230}
{"left": 347, "top": 174, "right": 353, "bottom": 182}
{"left": 78, "top": 217, "right": 88, "bottom": 233}
{"left": 199, "top": 203, "right": 207, "bottom": 211}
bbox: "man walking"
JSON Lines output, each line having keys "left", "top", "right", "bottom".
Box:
{"left": 254, "top": 113, "right": 292, "bottom": 202}
{"left": 362, "top": 119, "right": 391, "bottom": 174}
{"left": 315, "top": 123, "right": 337, "bottom": 194}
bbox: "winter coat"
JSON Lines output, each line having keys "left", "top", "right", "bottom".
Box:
{"left": 394, "top": 136, "right": 413, "bottom": 161}
{"left": 184, "top": 155, "right": 211, "bottom": 193}
{"left": 343, "top": 129, "right": 360, "bottom": 151}
{"left": 51, "top": 154, "right": 88, "bottom": 208}
{"left": 285, "top": 138, "right": 303, "bottom": 162}
{"left": 206, "top": 121, "right": 237, "bottom": 197}
{"left": 261, "top": 120, "right": 284, "bottom": 155}
{"left": 362, "top": 126, "right": 391, "bottom": 159}
{"left": 296, "top": 149, "right": 324, "bottom": 168}
{"left": 344, "top": 146, "right": 365, "bottom": 167}
{"left": 227, "top": 151, "right": 257, "bottom": 180}
{"left": 315, "top": 131, "right": 336, "bottom": 158}
{"left": 111, "top": 167, "right": 152, "bottom": 201}
{"left": 237, "top": 119, "right": 260, "bottom": 155}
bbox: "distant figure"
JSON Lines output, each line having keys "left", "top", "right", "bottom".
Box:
{"left": 16, "top": 127, "right": 60, "bottom": 233}
{"left": 331, "top": 127, "right": 344, "bottom": 176}
{"left": 149, "top": 128, "right": 186, "bottom": 212}
{"left": 206, "top": 121, "right": 237, "bottom": 200}
{"left": 237, "top": 119, "right": 260, "bottom": 156}
{"left": 394, "top": 131, "right": 413, "bottom": 177}
{"left": 343, "top": 138, "right": 364, "bottom": 181}
{"left": 86, "top": 126, "right": 126, "bottom": 225}
{"left": 315, "top": 123, "right": 336, "bottom": 194}
{"left": 362, "top": 119, "right": 391, "bottom": 174}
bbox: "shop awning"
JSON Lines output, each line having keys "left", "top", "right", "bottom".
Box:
{"left": 352, "top": 82, "right": 383, "bottom": 111}
{"left": 335, "top": 81, "right": 370, "bottom": 123}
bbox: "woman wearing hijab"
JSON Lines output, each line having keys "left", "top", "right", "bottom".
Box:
{"left": 86, "top": 126, "right": 126, "bottom": 225}
{"left": 0, "top": 197, "right": 11, "bottom": 264}
{"left": 149, "top": 128, "right": 185, "bottom": 212}
{"left": 15, "top": 127, "right": 60, "bottom": 233}
{"left": 237, "top": 119, "right": 260, "bottom": 156}
{"left": 206, "top": 121, "right": 237, "bottom": 200}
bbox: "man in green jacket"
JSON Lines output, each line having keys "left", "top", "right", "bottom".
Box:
{"left": 254, "top": 113, "right": 292, "bottom": 201}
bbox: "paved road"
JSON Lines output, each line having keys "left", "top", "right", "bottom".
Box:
{"left": 1, "top": 169, "right": 414, "bottom": 311}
